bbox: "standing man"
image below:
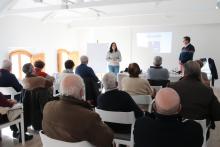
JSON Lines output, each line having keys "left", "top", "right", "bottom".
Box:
{"left": 179, "top": 36, "right": 195, "bottom": 73}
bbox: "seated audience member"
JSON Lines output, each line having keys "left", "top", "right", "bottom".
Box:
{"left": 169, "top": 61, "right": 220, "bottom": 121}
{"left": 147, "top": 56, "right": 169, "bottom": 80}
{"left": 121, "top": 63, "right": 154, "bottom": 96}
{"left": 134, "top": 88, "right": 203, "bottom": 147}
{"left": 97, "top": 73, "right": 143, "bottom": 133}
{"left": 34, "top": 60, "right": 54, "bottom": 82}
{"left": 63, "top": 59, "right": 75, "bottom": 73}
{"left": 22, "top": 63, "right": 53, "bottom": 131}
{"left": 75, "top": 56, "right": 99, "bottom": 82}
{"left": 0, "top": 92, "right": 33, "bottom": 141}
{"left": 196, "top": 60, "right": 210, "bottom": 87}
{"left": 75, "top": 56, "right": 100, "bottom": 104}
{"left": 0, "top": 60, "right": 22, "bottom": 101}
{"left": 56, "top": 60, "right": 75, "bottom": 92}
{"left": 42, "top": 75, "right": 113, "bottom": 147}
{"left": 22, "top": 63, "right": 53, "bottom": 90}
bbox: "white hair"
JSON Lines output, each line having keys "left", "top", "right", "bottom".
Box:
{"left": 153, "top": 56, "right": 162, "bottom": 66}
{"left": 102, "top": 72, "right": 117, "bottom": 91}
{"left": 80, "top": 55, "right": 88, "bottom": 64}
{"left": 60, "top": 74, "right": 85, "bottom": 99}
{"left": 1, "top": 59, "right": 12, "bottom": 70}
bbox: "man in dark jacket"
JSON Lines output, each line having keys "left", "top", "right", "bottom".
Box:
{"left": 42, "top": 75, "right": 113, "bottom": 147}
{"left": 169, "top": 61, "right": 220, "bottom": 121}
{"left": 75, "top": 55, "right": 100, "bottom": 105}
{"left": 0, "top": 60, "right": 22, "bottom": 101}
{"left": 179, "top": 36, "right": 195, "bottom": 73}
{"left": 97, "top": 73, "right": 143, "bottom": 133}
{"left": 134, "top": 88, "right": 203, "bottom": 147}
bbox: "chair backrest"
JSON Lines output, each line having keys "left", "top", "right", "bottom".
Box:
{"left": 131, "top": 95, "right": 152, "bottom": 105}
{"left": 39, "top": 131, "right": 94, "bottom": 147}
{"left": 195, "top": 120, "right": 210, "bottom": 147}
{"left": 0, "top": 87, "right": 20, "bottom": 99}
{"left": 95, "top": 108, "right": 135, "bottom": 125}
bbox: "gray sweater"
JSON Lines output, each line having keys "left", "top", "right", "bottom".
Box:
{"left": 106, "top": 51, "right": 122, "bottom": 66}
{"left": 147, "top": 66, "right": 169, "bottom": 80}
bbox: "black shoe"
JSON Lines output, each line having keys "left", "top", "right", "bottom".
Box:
{"left": 19, "top": 134, "right": 33, "bottom": 142}
{"left": 12, "top": 131, "right": 19, "bottom": 138}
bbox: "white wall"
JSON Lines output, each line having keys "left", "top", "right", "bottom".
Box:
{"left": 0, "top": 15, "right": 220, "bottom": 76}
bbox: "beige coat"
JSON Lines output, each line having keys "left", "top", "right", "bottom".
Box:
{"left": 22, "top": 76, "right": 53, "bottom": 90}
{"left": 42, "top": 96, "right": 114, "bottom": 147}
{"left": 122, "top": 77, "right": 153, "bottom": 96}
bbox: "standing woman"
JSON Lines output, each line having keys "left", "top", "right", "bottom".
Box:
{"left": 106, "top": 42, "right": 122, "bottom": 75}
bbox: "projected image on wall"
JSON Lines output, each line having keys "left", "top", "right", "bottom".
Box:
{"left": 137, "top": 32, "right": 172, "bottom": 53}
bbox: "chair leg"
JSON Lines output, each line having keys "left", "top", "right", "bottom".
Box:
{"left": 20, "top": 114, "right": 25, "bottom": 145}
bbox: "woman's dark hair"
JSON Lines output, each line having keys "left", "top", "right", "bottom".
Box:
{"left": 109, "top": 42, "right": 118, "bottom": 53}
{"left": 65, "top": 60, "right": 75, "bottom": 69}
{"left": 128, "top": 63, "right": 141, "bottom": 78}
{"left": 183, "top": 36, "right": 191, "bottom": 43}
{"left": 34, "top": 60, "right": 45, "bottom": 69}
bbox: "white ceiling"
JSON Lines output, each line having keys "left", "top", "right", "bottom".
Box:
{"left": 0, "top": 0, "right": 220, "bottom": 26}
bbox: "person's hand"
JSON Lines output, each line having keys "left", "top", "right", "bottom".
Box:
{"left": 8, "top": 99, "right": 17, "bottom": 105}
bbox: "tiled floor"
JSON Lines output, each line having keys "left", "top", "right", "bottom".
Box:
{"left": 1, "top": 87, "right": 220, "bottom": 147}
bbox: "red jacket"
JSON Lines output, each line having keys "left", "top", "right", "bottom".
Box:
{"left": 34, "top": 68, "right": 48, "bottom": 78}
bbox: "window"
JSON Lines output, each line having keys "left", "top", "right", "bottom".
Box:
{"left": 57, "top": 49, "right": 80, "bottom": 72}
{"left": 9, "top": 50, "right": 32, "bottom": 80}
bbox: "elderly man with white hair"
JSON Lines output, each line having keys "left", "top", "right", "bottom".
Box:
{"left": 147, "top": 56, "right": 169, "bottom": 81}
{"left": 134, "top": 88, "right": 203, "bottom": 147}
{"left": 75, "top": 55, "right": 100, "bottom": 105}
{"left": 97, "top": 73, "right": 143, "bottom": 133}
{"left": 42, "top": 74, "right": 113, "bottom": 147}
{"left": 0, "top": 59, "right": 23, "bottom": 98}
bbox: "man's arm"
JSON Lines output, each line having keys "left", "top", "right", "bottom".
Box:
{"left": 89, "top": 67, "right": 99, "bottom": 82}
{"left": 10, "top": 74, "right": 23, "bottom": 92}
{"left": 210, "top": 92, "right": 220, "bottom": 121}
{"left": 86, "top": 113, "right": 113, "bottom": 147}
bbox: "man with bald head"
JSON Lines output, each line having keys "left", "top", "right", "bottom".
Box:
{"left": 42, "top": 75, "right": 113, "bottom": 147}
{"left": 134, "top": 88, "right": 203, "bottom": 147}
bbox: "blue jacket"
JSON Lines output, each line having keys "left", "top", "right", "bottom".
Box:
{"left": 75, "top": 64, "right": 99, "bottom": 82}
{"left": 0, "top": 69, "right": 22, "bottom": 92}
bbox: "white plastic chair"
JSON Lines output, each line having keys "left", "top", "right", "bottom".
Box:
{"left": 39, "top": 131, "right": 94, "bottom": 147}
{"left": 131, "top": 95, "right": 152, "bottom": 112}
{"left": 195, "top": 120, "right": 210, "bottom": 147}
{"left": 0, "top": 87, "right": 21, "bottom": 100}
{"left": 95, "top": 108, "right": 135, "bottom": 147}
{"left": 0, "top": 106, "right": 25, "bottom": 145}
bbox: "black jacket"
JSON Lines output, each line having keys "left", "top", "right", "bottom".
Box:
{"left": 97, "top": 89, "right": 143, "bottom": 133}
{"left": 22, "top": 88, "right": 53, "bottom": 131}
{"left": 169, "top": 77, "right": 220, "bottom": 121}
{"left": 179, "top": 44, "right": 195, "bottom": 64}
{"left": 134, "top": 112, "right": 203, "bottom": 147}
{"left": 208, "top": 58, "right": 218, "bottom": 80}
{"left": 0, "top": 69, "right": 23, "bottom": 101}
